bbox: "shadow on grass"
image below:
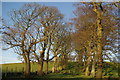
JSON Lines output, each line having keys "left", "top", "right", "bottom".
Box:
{"left": 2, "top": 78, "right": 120, "bottom": 80}
{"left": 2, "top": 72, "right": 120, "bottom": 80}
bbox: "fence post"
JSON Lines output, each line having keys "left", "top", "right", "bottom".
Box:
{"left": 15, "top": 67, "right": 17, "bottom": 72}
{"left": 22, "top": 67, "right": 24, "bottom": 73}
{"left": 11, "top": 68, "right": 13, "bottom": 72}
{"left": 5, "top": 67, "right": 8, "bottom": 77}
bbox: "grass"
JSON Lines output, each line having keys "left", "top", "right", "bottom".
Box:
{"left": 2, "top": 73, "right": 120, "bottom": 80}
{"left": 1, "top": 61, "right": 120, "bottom": 79}
{"left": 2, "top": 62, "right": 53, "bottom": 72}
{"left": 41, "top": 73, "right": 92, "bottom": 78}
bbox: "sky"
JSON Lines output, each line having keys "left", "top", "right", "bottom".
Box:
{"left": 1, "top": 2, "right": 75, "bottom": 64}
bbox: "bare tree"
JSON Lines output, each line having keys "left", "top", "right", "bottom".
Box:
{"left": 1, "top": 3, "right": 46, "bottom": 77}
{"left": 30, "top": 6, "right": 64, "bottom": 75}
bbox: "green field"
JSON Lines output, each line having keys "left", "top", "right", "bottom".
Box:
{"left": 2, "top": 62, "right": 53, "bottom": 72}
{"left": 1, "top": 62, "right": 120, "bottom": 79}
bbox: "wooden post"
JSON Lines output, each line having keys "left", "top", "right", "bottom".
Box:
{"left": 5, "top": 67, "right": 8, "bottom": 77}
{"left": 6, "top": 67, "right": 8, "bottom": 72}
{"left": 15, "top": 67, "right": 17, "bottom": 72}
{"left": 11, "top": 68, "right": 13, "bottom": 72}
{"left": 22, "top": 67, "right": 24, "bottom": 73}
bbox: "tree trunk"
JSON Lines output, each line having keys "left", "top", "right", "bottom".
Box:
{"left": 85, "top": 66, "right": 89, "bottom": 76}
{"left": 52, "top": 57, "right": 57, "bottom": 73}
{"left": 96, "top": 16, "right": 103, "bottom": 78}
{"left": 93, "top": 3, "right": 103, "bottom": 78}
{"left": 45, "top": 44, "right": 50, "bottom": 74}
{"left": 91, "top": 51, "right": 96, "bottom": 77}
{"left": 37, "top": 62, "right": 44, "bottom": 76}
{"left": 91, "top": 60, "right": 95, "bottom": 77}
{"left": 46, "top": 61, "right": 49, "bottom": 74}
{"left": 24, "top": 57, "right": 31, "bottom": 77}
{"left": 37, "top": 52, "right": 44, "bottom": 76}
{"left": 96, "top": 51, "right": 103, "bottom": 78}
{"left": 85, "top": 56, "right": 91, "bottom": 76}
{"left": 85, "top": 42, "right": 92, "bottom": 76}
